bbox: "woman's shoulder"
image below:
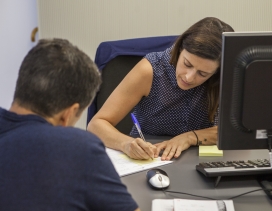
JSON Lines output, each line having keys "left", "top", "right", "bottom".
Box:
{"left": 130, "top": 58, "right": 153, "bottom": 78}
{"left": 145, "top": 45, "right": 173, "bottom": 63}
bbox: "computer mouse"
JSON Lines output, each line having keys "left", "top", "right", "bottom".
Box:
{"left": 146, "top": 168, "right": 170, "bottom": 189}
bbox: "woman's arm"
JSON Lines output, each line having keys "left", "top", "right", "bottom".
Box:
{"left": 87, "top": 58, "right": 156, "bottom": 160}
{"left": 154, "top": 126, "right": 218, "bottom": 160}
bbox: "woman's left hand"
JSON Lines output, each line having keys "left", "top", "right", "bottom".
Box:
{"left": 154, "top": 126, "right": 218, "bottom": 160}
{"left": 154, "top": 133, "right": 194, "bottom": 161}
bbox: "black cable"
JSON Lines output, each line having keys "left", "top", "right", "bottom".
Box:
{"left": 163, "top": 187, "right": 271, "bottom": 201}
{"left": 267, "top": 130, "right": 272, "bottom": 153}
{"left": 164, "top": 190, "right": 216, "bottom": 200}
{"left": 226, "top": 188, "right": 264, "bottom": 199}
{"left": 266, "top": 129, "right": 272, "bottom": 151}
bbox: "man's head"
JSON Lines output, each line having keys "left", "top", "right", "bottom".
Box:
{"left": 12, "top": 38, "right": 101, "bottom": 125}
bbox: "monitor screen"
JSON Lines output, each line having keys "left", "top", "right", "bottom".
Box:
{"left": 217, "top": 32, "right": 272, "bottom": 150}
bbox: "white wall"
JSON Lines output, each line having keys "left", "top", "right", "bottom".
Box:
{"left": 38, "top": 0, "right": 272, "bottom": 60}
{"left": 0, "top": 0, "right": 38, "bottom": 109}
{"left": 37, "top": 0, "right": 272, "bottom": 130}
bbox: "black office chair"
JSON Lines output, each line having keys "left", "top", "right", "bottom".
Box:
{"left": 87, "top": 36, "right": 178, "bottom": 134}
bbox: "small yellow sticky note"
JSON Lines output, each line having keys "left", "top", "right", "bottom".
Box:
{"left": 199, "top": 145, "right": 223, "bottom": 156}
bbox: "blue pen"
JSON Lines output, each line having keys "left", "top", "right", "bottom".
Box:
{"left": 131, "top": 113, "right": 153, "bottom": 160}
{"left": 130, "top": 113, "right": 146, "bottom": 142}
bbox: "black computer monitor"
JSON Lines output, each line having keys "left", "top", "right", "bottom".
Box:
{"left": 217, "top": 32, "right": 272, "bottom": 150}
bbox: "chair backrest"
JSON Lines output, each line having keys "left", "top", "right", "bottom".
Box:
{"left": 87, "top": 36, "right": 178, "bottom": 134}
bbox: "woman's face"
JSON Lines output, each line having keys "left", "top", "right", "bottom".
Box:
{"left": 176, "top": 49, "right": 219, "bottom": 90}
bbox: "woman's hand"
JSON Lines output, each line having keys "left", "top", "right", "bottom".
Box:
{"left": 154, "top": 133, "right": 194, "bottom": 161}
{"left": 122, "top": 138, "right": 157, "bottom": 160}
{"left": 154, "top": 126, "right": 218, "bottom": 160}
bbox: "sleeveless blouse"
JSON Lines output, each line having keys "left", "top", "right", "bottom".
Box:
{"left": 130, "top": 46, "right": 217, "bottom": 136}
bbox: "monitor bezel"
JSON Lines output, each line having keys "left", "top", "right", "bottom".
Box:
{"left": 217, "top": 31, "right": 272, "bottom": 150}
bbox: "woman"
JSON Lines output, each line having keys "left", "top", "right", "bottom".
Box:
{"left": 88, "top": 17, "right": 234, "bottom": 160}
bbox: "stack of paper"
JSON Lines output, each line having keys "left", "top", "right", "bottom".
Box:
{"left": 152, "top": 199, "right": 235, "bottom": 211}
{"left": 199, "top": 145, "right": 223, "bottom": 156}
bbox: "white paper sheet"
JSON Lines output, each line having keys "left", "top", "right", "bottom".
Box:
{"left": 152, "top": 199, "right": 235, "bottom": 211}
{"left": 174, "top": 199, "right": 219, "bottom": 211}
{"left": 152, "top": 199, "right": 174, "bottom": 211}
{"left": 174, "top": 199, "right": 235, "bottom": 211}
{"left": 106, "top": 148, "right": 173, "bottom": 177}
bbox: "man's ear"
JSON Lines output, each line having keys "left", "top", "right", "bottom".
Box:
{"left": 60, "top": 103, "right": 80, "bottom": 126}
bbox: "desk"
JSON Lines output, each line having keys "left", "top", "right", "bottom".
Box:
{"left": 121, "top": 136, "right": 272, "bottom": 211}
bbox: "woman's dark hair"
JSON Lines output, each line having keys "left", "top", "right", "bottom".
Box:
{"left": 13, "top": 38, "right": 101, "bottom": 117}
{"left": 170, "top": 17, "right": 234, "bottom": 122}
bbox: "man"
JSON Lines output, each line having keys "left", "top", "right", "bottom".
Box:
{"left": 0, "top": 38, "right": 139, "bottom": 211}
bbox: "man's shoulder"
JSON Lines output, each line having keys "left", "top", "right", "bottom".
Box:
{"left": 31, "top": 124, "right": 105, "bottom": 152}
{"left": 58, "top": 126, "right": 99, "bottom": 138}
{"left": 51, "top": 125, "right": 102, "bottom": 144}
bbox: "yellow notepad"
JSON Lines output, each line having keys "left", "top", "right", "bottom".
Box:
{"left": 199, "top": 145, "right": 223, "bottom": 156}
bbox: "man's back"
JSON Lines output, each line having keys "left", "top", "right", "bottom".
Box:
{"left": 0, "top": 108, "right": 138, "bottom": 211}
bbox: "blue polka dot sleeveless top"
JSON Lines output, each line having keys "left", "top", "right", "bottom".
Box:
{"left": 130, "top": 46, "right": 217, "bottom": 136}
